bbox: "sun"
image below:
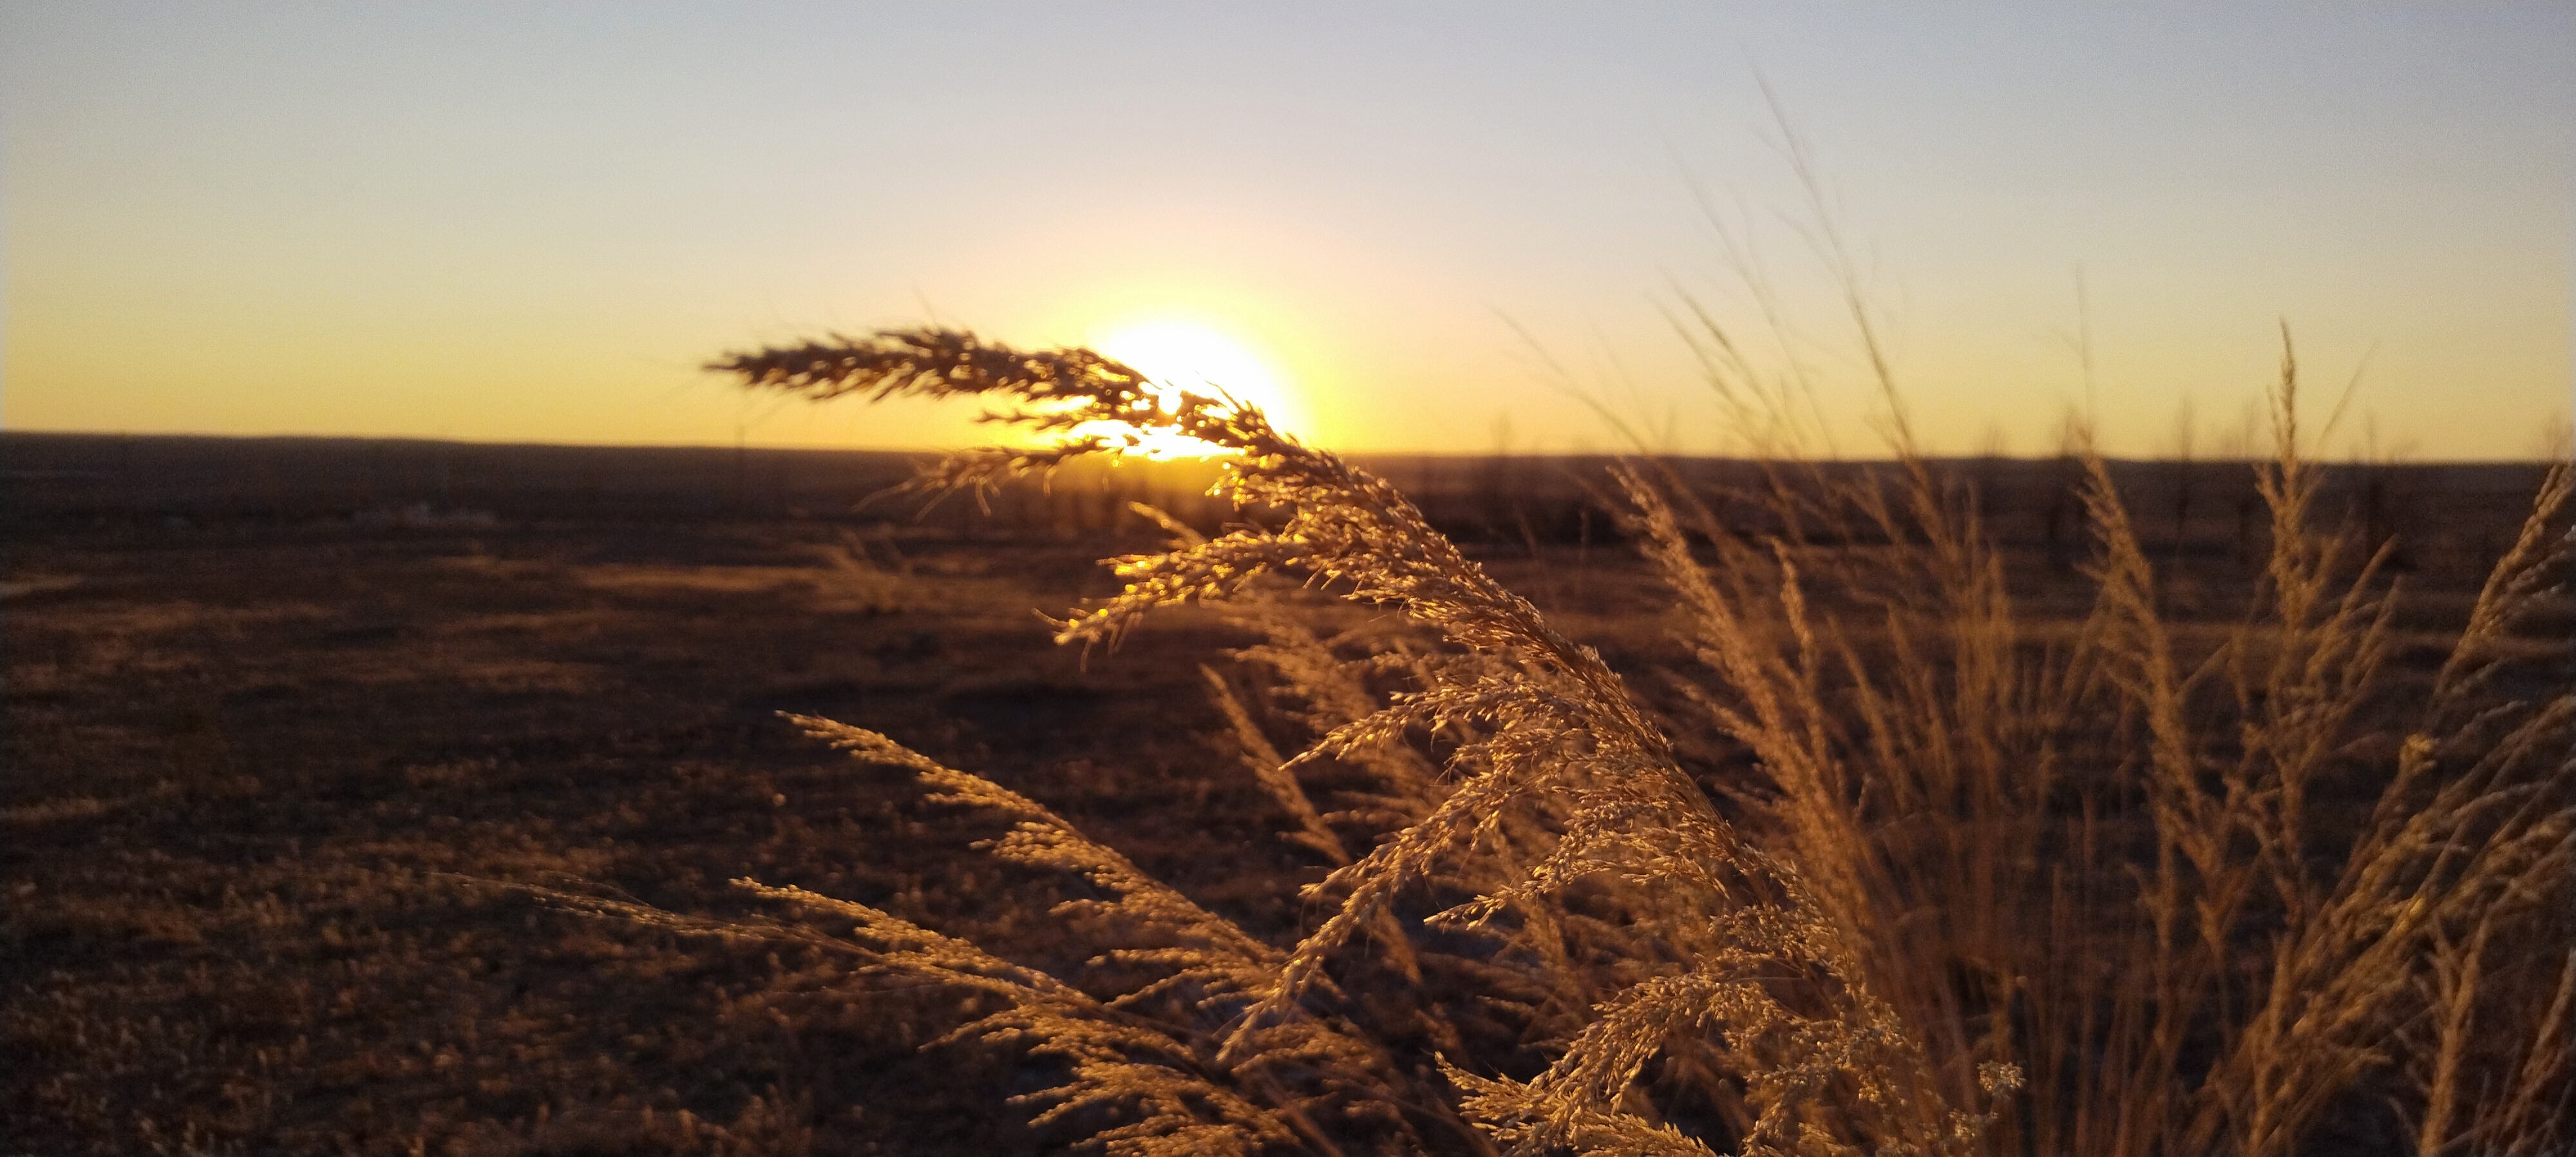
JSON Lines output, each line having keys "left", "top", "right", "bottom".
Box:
{"left": 1087, "top": 319, "right": 1306, "bottom": 457}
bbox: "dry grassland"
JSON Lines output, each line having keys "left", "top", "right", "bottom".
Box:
{"left": 4, "top": 414, "right": 2568, "bottom": 1155}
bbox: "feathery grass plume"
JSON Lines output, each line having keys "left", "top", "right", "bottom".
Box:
{"left": 2361, "top": 454, "right": 2575, "bottom": 1157}
{"left": 1627, "top": 294, "right": 2575, "bottom": 1156}
{"left": 775, "top": 714, "right": 1472, "bottom": 1155}
{"left": 1200, "top": 585, "right": 1650, "bottom": 1082}
{"left": 497, "top": 870, "right": 1302, "bottom": 1156}
{"left": 714, "top": 327, "right": 1996, "bottom": 1155}
{"left": 714, "top": 318, "right": 2568, "bottom": 1154}
{"left": 1204, "top": 663, "right": 1352, "bottom": 867}
{"left": 1140, "top": 503, "right": 1331, "bottom": 863}
{"left": 785, "top": 715, "right": 1282, "bottom": 1000}
{"left": 1213, "top": 594, "right": 1450, "bottom": 829}
{"left": 2094, "top": 346, "right": 2575, "bottom": 1157}
{"left": 1638, "top": 143, "right": 2576, "bottom": 1151}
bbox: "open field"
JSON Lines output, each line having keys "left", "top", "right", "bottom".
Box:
{"left": 4, "top": 432, "right": 2566, "bottom": 1155}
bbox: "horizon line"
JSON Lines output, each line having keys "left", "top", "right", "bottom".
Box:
{"left": 3, "top": 427, "right": 2563, "bottom": 469}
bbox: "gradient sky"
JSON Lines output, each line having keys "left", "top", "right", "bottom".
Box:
{"left": 5, "top": 3, "right": 2570, "bottom": 459}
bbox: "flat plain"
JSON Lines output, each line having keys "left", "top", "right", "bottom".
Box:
{"left": 3, "top": 433, "right": 2561, "bottom": 1155}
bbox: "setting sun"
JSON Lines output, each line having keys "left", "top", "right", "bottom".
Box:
{"left": 1087, "top": 318, "right": 1307, "bottom": 455}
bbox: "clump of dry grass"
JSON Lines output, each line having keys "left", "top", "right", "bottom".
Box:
{"left": 712, "top": 329, "right": 2016, "bottom": 1155}
{"left": 1624, "top": 286, "right": 2575, "bottom": 1157}
{"left": 707, "top": 325, "right": 2569, "bottom": 1156}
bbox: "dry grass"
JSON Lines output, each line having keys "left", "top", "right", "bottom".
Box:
{"left": 1627, "top": 323, "right": 2575, "bottom": 1156}
{"left": 699, "top": 327, "right": 2573, "bottom": 1156}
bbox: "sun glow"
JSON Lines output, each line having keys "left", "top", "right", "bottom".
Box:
{"left": 1087, "top": 319, "right": 1306, "bottom": 457}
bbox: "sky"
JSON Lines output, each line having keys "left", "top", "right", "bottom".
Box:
{"left": 4, "top": 3, "right": 2570, "bottom": 460}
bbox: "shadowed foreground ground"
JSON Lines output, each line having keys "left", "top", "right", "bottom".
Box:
{"left": 5, "top": 514, "right": 1327, "bottom": 1155}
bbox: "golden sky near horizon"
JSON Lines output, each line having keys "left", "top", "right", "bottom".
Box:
{"left": 4, "top": 4, "right": 2570, "bottom": 460}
